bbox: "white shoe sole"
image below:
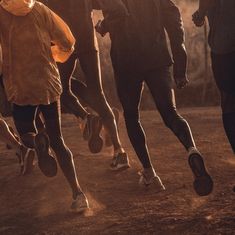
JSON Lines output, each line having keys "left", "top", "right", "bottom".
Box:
{"left": 139, "top": 175, "right": 166, "bottom": 191}
{"left": 110, "top": 163, "right": 130, "bottom": 171}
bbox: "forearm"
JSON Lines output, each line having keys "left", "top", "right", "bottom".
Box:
{"left": 49, "top": 11, "right": 75, "bottom": 62}
{"left": 171, "top": 44, "right": 187, "bottom": 79}
{"left": 162, "top": 0, "right": 187, "bottom": 77}
{"left": 93, "top": 0, "right": 129, "bottom": 34}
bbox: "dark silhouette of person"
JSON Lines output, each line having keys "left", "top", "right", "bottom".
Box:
{"left": 40, "top": 0, "right": 130, "bottom": 170}
{"left": 0, "top": 0, "right": 89, "bottom": 212}
{"left": 193, "top": 0, "right": 235, "bottom": 152}
{"left": 193, "top": 0, "right": 235, "bottom": 185}
{"left": 95, "top": 0, "right": 213, "bottom": 196}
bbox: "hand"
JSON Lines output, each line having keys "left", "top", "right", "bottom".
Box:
{"left": 192, "top": 10, "right": 205, "bottom": 27}
{"left": 95, "top": 20, "right": 107, "bottom": 37}
{"left": 174, "top": 76, "right": 189, "bottom": 89}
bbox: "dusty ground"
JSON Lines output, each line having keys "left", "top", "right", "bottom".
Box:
{"left": 0, "top": 107, "right": 235, "bottom": 235}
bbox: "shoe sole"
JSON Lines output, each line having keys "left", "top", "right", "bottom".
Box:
{"left": 22, "top": 149, "right": 35, "bottom": 175}
{"left": 188, "top": 153, "right": 213, "bottom": 196}
{"left": 70, "top": 197, "right": 89, "bottom": 213}
{"left": 110, "top": 163, "right": 130, "bottom": 171}
{"left": 70, "top": 205, "right": 89, "bottom": 213}
{"left": 88, "top": 116, "right": 103, "bottom": 153}
{"left": 139, "top": 174, "right": 166, "bottom": 191}
{"left": 35, "top": 132, "right": 57, "bottom": 177}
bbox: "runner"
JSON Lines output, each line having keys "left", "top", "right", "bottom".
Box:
{"left": 1, "top": 39, "right": 35, "bottom": 175}
{"left": 0, "top": 114, "right": 35, "bottom": 175}
{"left": 193, "top": 0, "right": 235, "bottom": 183}
{"left": 40, "top": 0, "right": 130, "bottom": 170}
{"left": 95, "top": 0, "right": 214, "bottom": 196}
{"left": 0, "top": 0, "right": 88, "bottom": 212}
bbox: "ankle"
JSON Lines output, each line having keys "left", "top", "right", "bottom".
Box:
{"left": 188, "top": 147, "right": 199, "bottom": 155}
{"left": 143, "top": 167, "right": 156, "bottom": 177}
{"left": 114, "top": 147, "right": 125, "bottom": 156}
{"left": 73, "top": 190, "right": 83, "bottom": 200}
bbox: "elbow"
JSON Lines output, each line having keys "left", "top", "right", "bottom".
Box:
{"left": 61, "top": 36, "right": 76, "bottom": 53}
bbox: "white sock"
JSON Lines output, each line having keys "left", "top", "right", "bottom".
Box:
{"left": 188, "top": 147, "right": 200, "bottom": 155}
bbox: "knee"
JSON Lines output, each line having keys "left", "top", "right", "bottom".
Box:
{"left": 94, "top": 98, "right": 114, "bottom": 120}
{"left": 21, "top": 132, "right": 36, "bottom": 148}
{"left": 162, "top": 111, "right": 186, "bottom": 130}
{"left": 49, "top": 136, "right": 72, "bottom": 160}
{"left": 123, "top": 109, "right": 139, "bottom": 125}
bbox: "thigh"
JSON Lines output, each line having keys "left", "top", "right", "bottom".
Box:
{"left": 39, "top": 101, "right": 62, "bottom": 138}
{"left": 12, "top": 104, "right": 37, "bottom": 135}
{"left": 145, "top": 67, "right": 176, "bottom": 115}
{"left": 115, "top": 73, "right": 144, "bottom": 115}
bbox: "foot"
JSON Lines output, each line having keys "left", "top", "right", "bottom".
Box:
{"left": 34, "top": 132, "right": 57, "bottom": 177}
{"left": 139, "top": 167, "right": 165, "bottom": 191}
{"left": 18, "top": 146, "right": 35, "bottom": 175}
{"left": 188, "top": 149, "right": 213, "bottom": 196}
{"left": 70, "top": 193, "right": 89, "bottom": 213}
{"left": 86, "top": 114, "right": 103, "bottom": 153}
{"left": 110, "top": 152, "right": 130, "bottom": 171}
{"left": 105, "top": 107, "right": 120, "bottom": 147}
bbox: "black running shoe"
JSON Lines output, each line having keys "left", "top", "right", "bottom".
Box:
{"left": 34, "top": 132, "right": 57, "bottom": 177}
{"left": 87, "top": 115, "right": 103, "bottom": 153}
{"left": 188, "top": 151, "right": 213, "bottom": 196}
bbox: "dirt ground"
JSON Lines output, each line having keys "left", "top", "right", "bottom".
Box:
{"left": 0, "top": 107, "right": 235, "bottom": 235}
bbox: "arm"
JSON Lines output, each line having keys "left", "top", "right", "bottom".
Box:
{"left": 192, "top": 0, "right": 216, "bottom": 27}
{"left": 93, "top": 0, "right": 129, "bottom": 36}
{"left": 42, "top": 4, "right": 75, "bottom": 63}
{"left": 161, "top": 0, "right": 188, "bottom": 89}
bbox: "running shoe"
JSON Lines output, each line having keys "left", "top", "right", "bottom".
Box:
{"left": 34, "top": 132, "right": 57, "bottom": 177}
{"left": 86, "top": 114, "right": 103, "bottom": 153}
{"left": 139, "top": 167, "right": 166, "bottom": 191}
{"left": 18, "top": 146, "right": 35, "bottom": 175}
{"left": 110, "top": 152, "right": 130, "bottom": 171}
{"left": 70, "top": 193, "right": 89, "bottom": 213}
{"left": 188, "top": 150, "right": 213, "bottom": 196}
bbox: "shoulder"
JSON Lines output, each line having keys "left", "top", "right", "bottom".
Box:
{"left": 32, "top": 1, "right": 54, "bottom": 24}
{"left": 33, "top": 1, "right": 52, "bottom": 15}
